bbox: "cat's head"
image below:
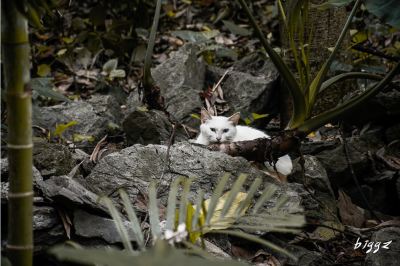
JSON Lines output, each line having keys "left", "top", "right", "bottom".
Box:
{"left": 199, "top": 108, "right": 240, "bottom": 144}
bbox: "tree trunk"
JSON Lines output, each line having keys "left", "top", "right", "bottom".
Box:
{"left": 2, "top": 2, "right": 34, "bottom": 265}
{"left": 279, "top": 0, "right": 355, "bottom": 129}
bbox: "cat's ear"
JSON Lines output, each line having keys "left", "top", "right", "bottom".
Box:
{"left": 228, "top": 112, "right": 240, "bottom": 126}
{"left": 201, "top": 108, "right": 212, "bottom": 123}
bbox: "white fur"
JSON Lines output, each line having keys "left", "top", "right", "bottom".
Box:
{"left": 195, "top": 111, "right": 292, "bottom": 176}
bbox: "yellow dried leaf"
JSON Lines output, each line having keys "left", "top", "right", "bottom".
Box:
{"left": 307, "top": 132, "right": 315, "bottom": 137}
{"left": 316, "top": 221, "right": 344, "bottom": 241}
{"left": 136, "top": 107, "right": 148, "bottom": 111}
{"left": 190, "top": 114, "right": 201, "bottom": 120}
{"left": 252, "top": 113, "right": 269, "bottom": 119}
{"left": 37, "top": 64, "right": 51, "bottom": 77}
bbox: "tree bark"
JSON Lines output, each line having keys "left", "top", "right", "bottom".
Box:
{"left": 2, "top": 2, "right": 34, "bottom": 265}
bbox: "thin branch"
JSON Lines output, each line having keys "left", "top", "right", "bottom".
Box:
{"left": 158, "top": 122, "right": 178, "bottom": 194}
{"left": 338, "top": 128, "right": 383, "bottom": 223}
{"left": 352, "top": 44, "right": 400, "bottom": 62}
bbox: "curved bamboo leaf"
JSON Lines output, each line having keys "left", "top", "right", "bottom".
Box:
{"left": 252, "top": 184, "right": 278, "bottom": 213}
{"left": 166, "top": 178, "right": 183, "bottom": 231}
{"left": 234, "top": 178, "right": 262, "bottom": 216}
{"left": 307, "top": 0, "right": 362, "bottom": 118}
{"left": 143, "top": 0, "right": 162, "bottom": 86}
{"left": 191, "top": 190, "right": 205, "bottom": 230}
{"left": 179, "top": 178, "right": 196, "bottom": 226}
{"left": 101, "top": 197, "right": 134, "bottom": 252}
{"left": 119, "top": 189, "right": 145, "bottom": 250}
{"left": 212, "top": 230, "right": 297, "bottom": 261}
{"left": 299, "top": 60, "right": 400, "bottom": 133}
{"left": 205, "top": 173, "right": 230, "bottom": 225}
{"left": 220, "top": 174, "right": 247, "bottom": 219}
{"left": 319, "top": 72, "right": 400, "bottom": 94}
{"left": 148, "top": 180, "right": 160, "bottom": 239}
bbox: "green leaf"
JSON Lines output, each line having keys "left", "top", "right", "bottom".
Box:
{"left": 77, "top": 48, "right": 91, "bottom": 69}
{"left": 179, "top": 178, "right": 196, "bottom": 226}
{"left": 352, "top": 30, "right": 371, "bottom": 43}
{"left": 252, "top": 113, "right": 269, "bottom": 119}
{"left": 216, "top": 48, "right": 238, "bottom": 61}
{"left": 89, "top": 4, "right": 107, "bottom": 27}
{"left": 101, "top": 197, "right": 134, "bottom": 252}
{"left": 362, "top": 0, "right": 400, "bottom": 28}
{"left": 72, "top": 134, "right": 94, "bottom": 142}
{"left": 62, "top": 37, "right": 74, "bottom": 44}
{"left": 36, "top": 46, "right": 49, "bottom": 51}
{"left": 234, "top": 178, "right": 262, "bottom": 216}
{"left": 109, "top": 69, "right": 126, "bottom": 78}
{"left": 220, "top": 174, "right": 247, "bottom": 219}
{"left": 205, "top": 173, "right": 230, "bottom": 225}
{"left": 31, "top": 78, "right": 72, "bottom": 102}
{"left": 37, "top": 64, "right": 51, "bottom": 77}
{"left": 136, "top": 107, "right": 148, "bottom": 111}
{"left": 171, "top": 30, "right": 210, "bottom": 47}
{"left": 119, "top": 189, "right": 145, "bottom": 250}
{"left": 107, "top": 122, "right": 120, "bottom": 130}
{"left": 222, "top": 20, "right": 250, "bottom": 36}
{"left": 32, "top": 106, "right": 46, "bottom": 126}
{"left": 71, "top": 17, "right": 86, "bottom": 30}
{"left": 103, "top": 59, "right": 118, "bottom": 74}
{"left": 148, "top": 180, "right": 160, "bottom": 239}
{"left": 368, "top": 23, "right": 391, "bottom": 37}
{"left": 87, "top": 37, "right": 103, "bottom": 55}
{"left": 166, "top": 178, "right": 183, "bottom": 230}
{"left": 252, "top": 184, "right": 278, "bottom": 213}
{"left": 75, "top": 31, "right": 89, "bottom": 43}
{"left": 358, "top": 64, "right": 386, "bottom": 74}
{"left": 131, "top": 44, "right": 147, "bottom": 63}
{"left": 310, "top": 0, "right": 352, "bottom": 10}
{"left": 199, "top": 30, "right": 220, "bottom": 39}
{"left": 54, "top": 121, "right": 78, "bottom": 136}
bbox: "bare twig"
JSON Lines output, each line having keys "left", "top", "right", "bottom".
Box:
{"left": 211, "top": 69, "right": 229, "bottom": 92}
{"left": 338, "top": 128, "right": 383, "bottom": 223}
{"left": 157, "top": 122, "right": 178, "bottom": 194}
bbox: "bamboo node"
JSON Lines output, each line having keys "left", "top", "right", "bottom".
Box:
{"left": 6, "top": 244, "right": 34, "bottom": 250}
{"left": 8, "top": 191, "right": 34, "bottom": 198}
{"left": 7, "top": 143, "right": 33, "bottom": 149}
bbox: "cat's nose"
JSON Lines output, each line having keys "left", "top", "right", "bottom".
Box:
{"left": 216, "top": 137, "right": 221, "bottom": 141}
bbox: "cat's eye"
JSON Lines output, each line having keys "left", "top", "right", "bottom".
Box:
{"left": 210, "top": 128, "right": 216, "bottom": 132}
{"left": 223, "top": 129, "right": 229, "bottom": 133}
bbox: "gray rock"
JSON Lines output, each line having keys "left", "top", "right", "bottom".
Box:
{"left": 32, "top": 206, "right": 61, "bottom": 231}
{"left": 298, "top": 139, "right": 340, "bottom": 156}
{"left": 365, "top": 227, "right": 400, "bottom": 265}
{"left": 386, "top": 123, "right": 400, "bottom": 144}
{"left": 33, "top": 141, "right": 75, "bottom": 178}
{"left": 1, "top": 158, "right": 43, "bottom": 184}
{"left": 73, "top": 209, "right": 135, "bottom": 244}
{"left": 359, "top": 122, "right": 385, "bottom": 139}
{"left": 206, "top": 53, "right": 280, "bottom": 128}
{"left": 195, "top": 238, "right": 232, "bottom": 261}
{"left": 348, "top": 135, "right": 385, "bottom": 155}
{"left": 151, "top": 43, "right": 205, "bottom": 128}
{"left": 32, "top": 95, "right": 123, "bottom": 141}
{"left": 314, "top": 144, "right": 368, "bottom": 187}
{"left": 33, "top": 223, "right": 65, "bottom": 254}
{"left": 85, "top": 142, "right": 302, "bottom": 208}
{"left": 123, "top": 109, "right": 186, "bottom": 146}
{"left": 125, "top": 91, "right": 147, "bottom": 118}
{"left": 1, "top": 182, "right": 8, "bottom": 206}
{"left": 288, "top": 155, "right": 337, "bottom": 221}
{"left": 343, "top": 89, "right": 400, "bottom": 127}
{"left": 36, "top": 175, "right": 110, "bottom": 217}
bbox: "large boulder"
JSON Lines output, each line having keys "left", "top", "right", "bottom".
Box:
{"left": 365, "top": 227, "right": 400, "bottom": 266}
{"left": 32, "top": 95, "right": 123, "bottom": 141}
{"left": 288, "top": 155, "right": 337, "bottom": 221}
{"left": 151, "top": 43, "right": 205, "bottom": 129}
{"left": 85, "top": 142, "right": 304, "bottom": 212}
{"left": 206, "top": 52, "right": 280, "bottom": 129}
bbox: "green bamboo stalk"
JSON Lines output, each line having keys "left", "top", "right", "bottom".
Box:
{"left": 2, "top": 1, "right": 33, "bottom": 265}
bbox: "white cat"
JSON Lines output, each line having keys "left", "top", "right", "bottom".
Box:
{"left": 195, "top": 109, "right": 293, "bottom": 176}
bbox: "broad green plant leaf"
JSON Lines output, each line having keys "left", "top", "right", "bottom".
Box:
{"left": 200, "top": 30, "right": 220, "bottom": 39}
{"left": 37, "top": 64, "right": 51, "bottom": 77}
{"left": 31, "top": 78, "right": 72, "bottom": 102}
{"left": 109, "top": 69, "right": 126, "bottom": 78}
{"left": 352, "top": 30, "right": 371, "bottom": 43}
{"left": 108, "top": 122, "right": 120, "bottom": 130}
{"left": 132, "top": 44, "right": 147, "bottom": 63}
{"left": 103, "top": 59, "right": 118, "bottom": 74}
{"left": 72, "top": 134, "right": 94, "bottom": 142}
{"left": 108, "top": 87, "right": 127, "bottom": 104}
{"left": 62, "top": 37, "right": 74, "bottom": 44}
{"left": 77, "top": 48, "right": 91, "bottom": 69}
{"left": 330, "top": 59, "right": 353, "bottom": 72}
{"left": 89, "top": 4, "right": 107, "bottom": 27}
{"left": 222, "top": 20, "right": 250, "bottom": 36}
{"left": 362, "top": 0, "right": 400, "bottom": 28}
{"left": 171, "top": 30, "right": 210, "bottom": 47}
{"left": 54, "top": 121, "right": 78, "bottom": 136}
{"left": 71, "top": 17, "right": 86, "bottom": 30}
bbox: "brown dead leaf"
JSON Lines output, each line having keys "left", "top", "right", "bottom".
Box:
{"left": 135, "top": 189, "right": 167, "bottom": 221}
{"left": 337, "top": 189, "right": 365, "bottom": 228}
{"left": 251, "top": 249, "right": 271, "bottom": 262}
{"left": 231, "top": 245, "right": 254, "bottom": 260}
{"left": 55, "top": 205, "right": 72, "bottom": 239}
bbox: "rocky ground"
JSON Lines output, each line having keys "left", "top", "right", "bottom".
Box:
{"left": 1, "top": 44, "right": 400, "bottom": 266}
